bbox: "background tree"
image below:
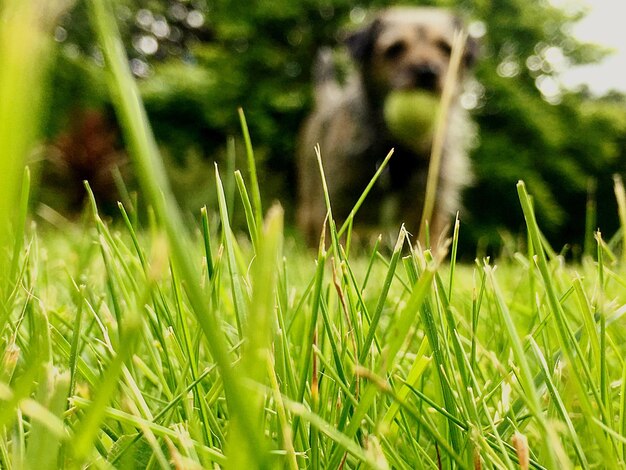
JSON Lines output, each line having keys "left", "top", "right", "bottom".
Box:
{"left": 43, "top": 0, "right": 626, "bottom": 253}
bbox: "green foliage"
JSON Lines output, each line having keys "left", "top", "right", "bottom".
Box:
{"left": 458, "top": 0, "right": 625, "bottom": 251}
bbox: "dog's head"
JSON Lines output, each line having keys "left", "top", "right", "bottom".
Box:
{"left": 346, "top": 7, "right": 478, "bottom": 98}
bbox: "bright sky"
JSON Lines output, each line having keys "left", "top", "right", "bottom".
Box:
{"left": 562, "top": 0, "right": 626, "bottom": 94}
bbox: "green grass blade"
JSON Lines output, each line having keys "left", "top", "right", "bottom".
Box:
{"left": 0, "top": 0, "right": 67, "bottom": 291}
{"left": 201, "top": 206, "right": 215, "bottom": 281}
{"left": 620, "top": 362, "right": 626, "bottom": 461}
{"left": 215, "top": 165, "right": 248, "bottom": 336}
{"left": 9, "top": 168, "right": 30, "bottom": 286}
{"left": 292, "top": 244, "right": 326, "bottom": 441}
{"left": 228, "top": 205, "right": 284, "bottom": 469}
{"left": 238, "top": 108, "right": 263, "bottom": 229}
{"left": 24, "top": 365, "right": 70, "bottom": 470}
{"left": 234, "top": 170, "right": 259, "bottom": 250}
{"left": 336, "top": 149, "right": 395, "bottom": 240}
{"left": 595, "top": 230, "right": 612, "bottom": 423}
{"left": 418, "top": 31, "right": 466, "bottom": 241}
{"left": 360, "top": 227, "right": 406, "bottom": 364}
{"left": 448, "top": 214, "right": 460, "bottom": 300}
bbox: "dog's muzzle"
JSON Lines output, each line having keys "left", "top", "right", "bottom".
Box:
{"left": 410, "top": 64, "right": 439, "bottom": 91}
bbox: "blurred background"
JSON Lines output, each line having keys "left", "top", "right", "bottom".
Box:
{"left": 36, "top": 0, "right": 626, "bottom": 255}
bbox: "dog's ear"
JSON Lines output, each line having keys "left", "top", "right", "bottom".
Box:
{"left": 344, "top": 19, "right": 381, "bottom": 63}
{"left": 463, "top": 34, "right": 480, "bottom": 69}
{"left": 453, "top": 15, "right": 480, "bottom": 69}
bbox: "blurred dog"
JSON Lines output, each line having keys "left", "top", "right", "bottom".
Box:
{"left": 297, "top": 7, "right": 478, "bottom": 245}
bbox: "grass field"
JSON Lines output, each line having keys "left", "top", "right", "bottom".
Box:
{"left": 3, "top": 0, "right": 626, "bottom": 469}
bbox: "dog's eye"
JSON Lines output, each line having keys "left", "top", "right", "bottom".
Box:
{"left": 436, "top": 40, "right": 452, "bottom": 56}
{"left": 383, "top": 41, "right": 407, "bottom": 59}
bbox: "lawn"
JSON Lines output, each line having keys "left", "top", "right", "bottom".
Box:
{"left": 5, "top": 174, "right": 626, "bottom": 469}
{"left": 2, "top": 0, "right": 626, "bottom": 469}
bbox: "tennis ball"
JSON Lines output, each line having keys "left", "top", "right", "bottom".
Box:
{"left": 383, "top": 90, "right": 440, "bottom": 147}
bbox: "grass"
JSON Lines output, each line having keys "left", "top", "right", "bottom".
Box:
{"left": 3, "top": 1, "right": 626, "bottom": 469}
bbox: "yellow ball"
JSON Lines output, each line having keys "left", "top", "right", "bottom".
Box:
{"left": 383, "top": 90, "right": 440, "bottom": 147}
